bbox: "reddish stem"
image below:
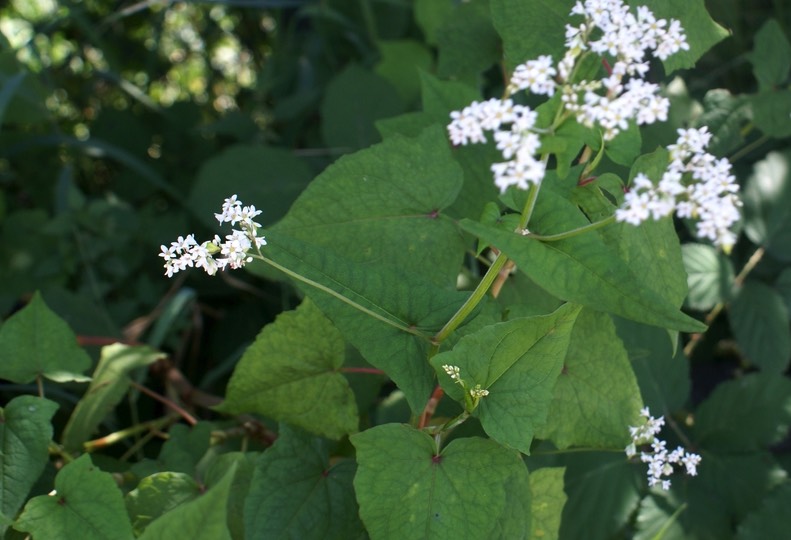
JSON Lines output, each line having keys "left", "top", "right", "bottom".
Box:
{"left": 417, "top": 385, "right": 445, "bottom": 429}
{"left": 78, "top": 335, "right": 139, "bottom": 347}
{"left": 602, "top": 57, "right": 612, "bottom": 75}
{"left": 129, "top": 380, "right": 197, "bottom": 426}
{"left": 340, "top": 367, "right": 386, "bottom": 375}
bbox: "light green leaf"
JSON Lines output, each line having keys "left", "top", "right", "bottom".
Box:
{"left": 14, "top": 454, "right": 134, "bottom": 540}
{"left": 436, "top": 0, "right": 501, "bottom": 85}
{"left": 742, "top": 151, "right": 791, "bottom": 257}
{"left": 125, "top": 473, "right": 200, "bottom": 536}
{"left": 491, "top": 0, "right": 574, "bottom": 71}
{"left": 633, "top": 492, "right": 687, "bottom": 540}
{"left": 635, "top": 0, "right": 729, "bottom": 73}
{"left": 217, "top": 299, "right": 358, "bottom": 439}
{"left": 351, "top": 424, "right": 531, "bottom": 540}
{"left": 614, "top": 317, "right": 690, "bottom": 414}
{"left": 272, "top": 125, "right": 465, "bottom": 287}
{"left": 748, "top": 19, "right": 791, "bottom": 91}
{"left": 203, "top": 453, "right": 255, "bottom": 540}
{"left": 729, "top": 280, "right": 791, "bottom": 373}
{"left": 737, "top": 483, "right": 791, "bottom": 540}
{"left": 605, "top": 122, "right": 642, "bottom": 167}
{"left": 529, "top": 467, "right": 566, "bottom": 540}
{"left": 252, "top": 230, "right": 467, "bottom": 413}
{"left": 0, "top": 291, "right": 91, "bottom": 384}
{"left": 682, "top": 243, "right": 735, "bottom": 311}
{"left": 431, "top": 304, "right": 581, "bottom": 453}
{"left": 61, "top": 344, "right": 165, "bottom": 452}
{"left": 138, "top": 466, "right": 235, "bottom": 540}
{"left": 537, "top": 309, "right": 642, "bottom": 449}
{"left": 559, "top": 453, "right": 642, "bottom": 540}
{"left": 375, "top": 40, "right": 433, "bottom": 103}
{"left": 244, "top": 425, "right": 363, "bottom": 540}
{"left": 187, "top": 144, "right": 313, "bottom": 229}
{"left": 460, "top": 192, "right": 705, "bottom": 332}
{"left": 320, "top": 64, "right": 405, "bottom": 152}
{"left": 693, "top": 372, "right": 791, "bottom": 452}
{"left": 0, "top": 396, "right": 58, "bottom": 535}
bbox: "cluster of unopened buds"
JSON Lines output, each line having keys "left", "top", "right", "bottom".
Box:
{"left": 442, "top": 364, "right": 490, "bottom": 400}
{"left": 616, "top": 127, "right": 741, "bottom": 251}
{"left": 159, "top": 195, "right": 266, "bottom": 277}
{"left": 626, "top": 407, "right": 701, "bottom": 491}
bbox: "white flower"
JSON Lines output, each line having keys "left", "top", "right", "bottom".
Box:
{"left": 161, "top": 195, "right": 266, "bottom": 277}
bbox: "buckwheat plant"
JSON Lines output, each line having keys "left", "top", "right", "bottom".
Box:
{"left": 626, "top": 408, "right": 702, "bottom": 490}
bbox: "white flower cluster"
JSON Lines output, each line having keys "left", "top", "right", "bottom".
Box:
{"left": 616, "top": 127, "right": 741, "bottom": 251}
{"left": 626, "top": 407, "right": 701, "bottom": 491}
{"left": 447, "top": 0, "right": 690, "bottom": 194}
{"left": 159, "top": 195, "right": 267, "bottom": 277}
{"left": 448, "top": 98, "right": 545, "bottom": 193}
{"left": 559, "top": 0, "right": 689, "bottom": 140}
{"left": 441, "top": 364, "right": 490, "bottom": 400}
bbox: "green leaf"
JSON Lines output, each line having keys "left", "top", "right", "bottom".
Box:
{"left": 491, "top": 0, "right": 574, "bottom": 71}
{"left": 254, "top": 230, "right": 468, "bottom": 413}
{"left": 14, "top": 454, "right": 134, "bottom": 540}
{"left": 320, "top": 64, "right": 405, "bottom": 152}
{"left": 614, "top": 317, "right": 690, "bottom": 414}
{"left": 537, "top": 309, "right": 642, "bottom": 449}
{"left": 605, "top": 122, "right": 642, "bottom": 167}
{"left": 697, "top": 89, "right": 751, "bottom": 156}
{"left": 742, "top": 151, "right": 791, "bottom": 257}
{"left": 693, "top": 372, "right": 791, "bottom": 452}
{"left": 633, "top": 492, "right": 687, "bottom": 540}
{"left": 244, "top": 425, "right": 363, "bottom": 540}
{"left": 529, "top": 468, "right": 566, "bottom": 540}
{"left": 272, "top": 125, "right": 465, "bottom": 287}
{"left": 729, "top": 280, "right": 791, "bottom": 372}
{"left": 157, "top": 423, "right": 213, "bottom": 475}
{"left": 431, "top": 304, "right": 581, "bottom": 454}
{"left": 635, "top": 0, "right": 729, "bottom": 73}
{"left": 0, "top": 396, "right": 58, "bottom": 535}
{"left": 351, "top": 424, "right": 531, "bottom": 540}
{"left": 374, "top": 40, "right": 433, "bottom": 103}
{"left": 748, "top": 19, "right": 791, "bottom": 91}
{"left": 125, "top": 473, "right": 200, "bottom": 536}
{"left": 414, "top": 0, "right": 454, "bottom": 45}
{"left": 217, "top": 299, "right": 358, "bottom": 439}
{"left": 436, "top": 0, "right": 501, "bottom": 85}
{"left": 138, "top": 466, "right": 235, "bottom": 540}
{"left": 0, "top": 291, "right": 91, "bottom": 384}
{"left": 187, "top": 144, "right": 313, "bottom": 229}
{"left": 682, "top": 243, "right": 735, "bottom": 311}
{"left": 459, "top": 192, "right": 705, "bottom": 332}
{"left": 203, "top": 453, "right": 255, "bottom": 540}
{"left": 751, "top": 89, "right": 791, "bottom": 138}
{"left": 61, "top": 344, "right": 165, "bottom": 452}
{"left": 559, "top": 453, "right": 642, "bottom": 540}
{"left": 737, "top": 483, "right": 791, "bottom": 540}
{"left": 776, "top": 267, "right": 791, "bottom": 314}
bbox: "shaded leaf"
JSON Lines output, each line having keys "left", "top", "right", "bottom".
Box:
{"left": 374, "top": 40, "right": 432, "bottom": 103}
{"left": 729, "top": 280, "right": 791, "bottom": 372}
{"left": 0, "top": 291, "right": 91, "bottom": 384}
{"left": 742, "top": 151, "right": 791, "bottom": 258}
{"left": 218, "top": 299, "right": 358, "bottom": 439}
{"left": 436, "top": 0, "right": 501, "bottom": 85}
{"left": 352, "top": 424, "right": 531, "bottom": 539}
{"left": 125, "top": 473, "right": 200, "bottom": 536}
{"left": 61, "top": 344, "right": 165, "bottom": 452}
{"left": 0, "top": 396, "right": 58, "bottom": 535}
{"left": 748, "top": 19, "right": 791, "bottom": 91}
{"left": 244, "top": 426, "right": 362, "bottom": 540}
{"left": 736, "top": 483, "right": 791, "bottom": 540}
{"left": 431, "top": 304, "right": 581, "bottom": 453}
{"left": 14, "top": 455, "right": 134, "bottom": 540}
{"left": 697, "top": 89, "right": 751, "bottom": 156}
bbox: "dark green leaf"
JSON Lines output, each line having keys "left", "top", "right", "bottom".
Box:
{"left": 0, "top": 291, "right": 91, "bottom": 384}
{"left": 729, "top": 280, "right": 791, "bottom": 372}
{"left": 697, "top": 89, "right": 751, "bottom": 156}
{"left": 751, "top": 89, "right": 791, "bottom": 138}
{"left": 436, "top": 1, "right": 501, "bottom": 85}
{"left": 218, "top": 299, "right": 358, "bottom": 439}
{"left": 0, "top": 396, "right": 58, "bottom": 535}
{"left": 374, "top": 40, "right": 432, "bottom": 103}
{"left": 14, "top": 455, "right": 134, "bottom": 540}
{"left": 431, "top": 304, "right": 581, "bottom": 454}
{"left": 414, "top": 0, "right": 455, "bottom": 45}
{"left": 352, "top": 424, "right": 531, "bottom": 539}
{"left": 736, "top": 483, "right": 791, "bottom": 540}
{"left": 748, "top": 19, "right": 791, "bottom": 91}
{"left": 61, "top": 344, "right": 165, "bottom": 452}
{"left": 157, "top": 423, "right": 213, "bottom": 475}
{"left": 244, "top": 426, "right": 362, "bottom": 540}
{"left": 125, "top": 473, "right": 200, "bottom": 536}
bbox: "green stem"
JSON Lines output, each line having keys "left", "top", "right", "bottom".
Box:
{"left": 256, "top": 254, "right": 425, "bottom": 339}
{"left": 528, "top": 215, "right": 615, "bottom": 241}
